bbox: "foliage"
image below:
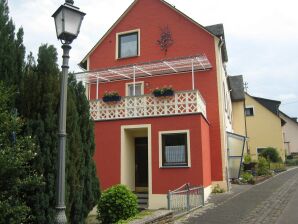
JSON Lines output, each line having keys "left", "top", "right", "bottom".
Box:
{"left": 152, "top": 85, "right": 174, "bottom": 96}
{"left": 286, "top": 155, "right": 293, "bottom": 160}
{"left": 117, "top": 210, "right": 153, "bottom": 224}
{"left": 103, "top": 90, "right": 120, "bottom": 97}
{"left": 240, "top": 172, "right": 253, "bottom": 184}
{"left": 257, "top": 157, "right": 270, "bottom": 176}
{"left": 103, "top": 90, "right": 121, "bottom": 102}
{"left": 259, "top": 147, "right": 281, "bottom": 163}
{"left": 0, "top": 83, "right": 42, "bottom": 224}
{"left": 66, "top": 75, "right": 100, "bottom": 223}
{"left": 97, "top": 184, "right": 138, "bottom": 224}
{"left": 243, "top": 154, "right": 252, "bottom": 164}
{"left": 212, "top": 184, "right": 224, "bottom": 193}
{"left": 0, "top": 0, "right": 25, "bottom": 86}
{"left": 286, "top": 159, "right": 298, "bottom": 166}
{"left": 17, "top": 45, "right": 100, "bottom": 223}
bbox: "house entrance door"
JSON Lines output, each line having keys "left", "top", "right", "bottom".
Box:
{"left": 135, "top": 137, "right": 148, "bottom": 192}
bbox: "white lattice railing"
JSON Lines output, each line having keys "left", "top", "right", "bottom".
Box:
{"left": 89, "top": 90, "right": 206, "bottom": 121}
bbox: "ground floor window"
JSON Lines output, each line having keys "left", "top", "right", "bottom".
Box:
{"left": 160, "top": 131, "right": 190, "bottom": 167}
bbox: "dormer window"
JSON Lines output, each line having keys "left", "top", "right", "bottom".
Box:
{"left": 116, "top": 29, "right": 140, "bottom": 59}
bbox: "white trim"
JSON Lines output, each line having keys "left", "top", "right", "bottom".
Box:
{"left": 204, "top": 185, "right": 212, "bottom": 202}
{"left": 116, "top": 29, "right": 141, "bottom": 60}
{"left": 120, "top": 124, "right": 152, "bottom": 197}
{"left": 158, "top": 130, "right": 191, "bottom": 168}
{"left": 125, "top": 81, "right": 144, "bottom": 96}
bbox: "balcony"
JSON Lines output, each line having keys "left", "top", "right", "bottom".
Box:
{"left": 89, "top": 90, "right": 206, "bottom": 121}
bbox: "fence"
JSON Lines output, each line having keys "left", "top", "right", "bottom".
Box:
{"left": 167, "top": 183, "right": 204, "bottom": 216}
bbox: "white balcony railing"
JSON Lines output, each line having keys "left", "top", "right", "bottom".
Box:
{"left": 89, "top": 90, "right": 206, "bottom": 121}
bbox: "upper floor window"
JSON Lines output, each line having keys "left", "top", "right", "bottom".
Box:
{"left": 117, "top": 30, "right": 140, "bottom": 59}
{"left": 126, "top": 81, "right": 144, "bottom": 96}
{"left": 245, "top": 106, "right": 254, "bottom": 116}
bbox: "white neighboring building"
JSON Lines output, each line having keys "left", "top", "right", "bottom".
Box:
{"left": 280, "top": 111, "right": 298, "bottom": 155}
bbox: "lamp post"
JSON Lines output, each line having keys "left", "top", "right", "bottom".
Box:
{"left": 52, "top": 1, "right": 85, "bottom": 223}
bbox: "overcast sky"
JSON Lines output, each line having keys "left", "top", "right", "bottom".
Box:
{"left": 9, "top": 0, "right": 298, "bottom": 117}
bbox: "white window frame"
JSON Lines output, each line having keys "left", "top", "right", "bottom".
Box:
{"left": 159, "top": 130, "right": 191, "bottom": 168}
{"left": 125, "top": 81, "right": 144, "bottom": 96}
{"left": 245, "top": 106, "right": 255, "bottom": 116}
{"left": 116, "top": 29, "right": 141, "bottom": 59}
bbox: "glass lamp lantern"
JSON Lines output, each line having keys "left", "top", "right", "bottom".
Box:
{"left": 52, "top": 2, "right": 85, "bottom": 43}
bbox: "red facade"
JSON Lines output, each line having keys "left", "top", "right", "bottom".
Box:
{"left": 83, "top": 0, "right": 226, "bottom": 199}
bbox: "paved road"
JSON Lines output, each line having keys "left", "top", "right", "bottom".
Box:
{"left": 176, "top": 167, "right": 298, "bottom": 224}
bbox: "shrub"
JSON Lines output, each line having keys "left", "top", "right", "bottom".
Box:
{"left": 257, "top": 157, "right": 270, "bottom": 176}
{"left": 287, "top": 155, "right": 294, "bottom": 160}
{"left": 97, "top": 184, "right": 138, "bottom": 224}
{"left": 241, "top": 172, "right": 253, "bottom": 183}
{"left": 286, "top": 159, "right": 298, "bottom": 166}
{"left": 243, "top": 154, "right": 252, "bottom": 164}
{"left": 212, "top": 184, "right": 224, "bottom": 193}
{"left": 259, "top": 147, "right": 280, "bottom": 163}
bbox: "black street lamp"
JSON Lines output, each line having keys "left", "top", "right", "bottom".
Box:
{"left": 52, "top": 1, "right": 85, "bottom": 223}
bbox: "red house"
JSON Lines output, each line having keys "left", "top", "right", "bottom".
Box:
{"left": 77, "top": 0, "right": 235, "bottom": 209}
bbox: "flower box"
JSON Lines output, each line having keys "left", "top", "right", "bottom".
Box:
{"left": 102, "top": 95, "right": 121, "bottom": 102}
{"left": 102, "top": 91, "right": 121, "bottom": 103}
{"left": 152, "top": 86, "right": 174, "bottom": 97}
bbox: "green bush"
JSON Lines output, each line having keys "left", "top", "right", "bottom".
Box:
{"left": 286, "top": 159, "right": 298, "bottom": 166}
{"left": 97, "top": 184, "right": 138, "bottom": 224}
{"left": 212, "top": 184, "right": 224, "bottom": 193}
{"left": 257, "top": 157, "right": 271, "bottom": 176}
{"left": 287, "top": 155, "right": 294, "bottom": 160}
{"left": 241, "top": 172, "right": 253, "bottom": 183}
{"left": 259, "top": 147, "right": 281, "bottom": 162}
{"left": 243, "top": 154, "right": 252, "bottom": 164}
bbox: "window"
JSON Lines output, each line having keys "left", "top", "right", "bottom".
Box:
{"left": 126, "top": 82, "right": 144, "bottom": 96}
{"left": 245, "top": 107, "right": 254, "bottom": 116}
{"left": 118, "top": 31, "right": 139, "bottom": 58}
{"left": 160, "top": 132, "right": 189, "bottom": 167}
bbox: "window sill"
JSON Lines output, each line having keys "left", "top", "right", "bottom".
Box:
{"left": 160, "top": 165, "right": 190, "bottom": 169}
{"left": 117, "top": 55, "right": 139, "bottom": 60}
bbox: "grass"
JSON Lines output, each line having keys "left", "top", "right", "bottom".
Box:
{"left": 117, "top": 210, "right": 154, "bottom": 224}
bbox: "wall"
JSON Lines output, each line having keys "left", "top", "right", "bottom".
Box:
{"left": 232, "top": 101, "right": 246, "bottom": 136}
{"left": 280, "top": 113, "right": 298, "bottom": 154}
{"left": 245, "top": 94, "right": 285, "bottom": 160}
{"left": 87, "top": 0, "right": 224, "bottom": 182}
{"left": 94, "top": 114, "right": 211, "bottom": 193}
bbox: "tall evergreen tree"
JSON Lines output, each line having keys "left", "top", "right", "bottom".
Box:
{"left": 0, "top": 82, "right": 42, "bottom": 224}
{"left": 0, "top": 0, "right": 25, "bottom": 86}
{"left": 19, "top": 44, "right": 60, "bottom": 223}
{"left": 67, "top": 75, "right": 100, "bottom": 223}
{"left": 19, "top": 45, "right": 100, "bottom": 223}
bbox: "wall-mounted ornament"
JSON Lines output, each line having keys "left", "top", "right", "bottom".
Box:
{"left": 157, "top": 25, "right": 173, "bottom": 54}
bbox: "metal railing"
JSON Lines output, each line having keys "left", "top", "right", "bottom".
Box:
{"left": 167, "top": 183, "right": 204, "bottom": 215}
{"left": 89, "top": 90, "right": 206, "bottom": 121}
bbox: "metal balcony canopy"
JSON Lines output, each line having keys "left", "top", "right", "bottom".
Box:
{"left": 75, "top": 54, "right": 212, "bottom": 83}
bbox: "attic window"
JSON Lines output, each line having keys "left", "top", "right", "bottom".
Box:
{"left": 117, "top": 30, "right": 139, "bottom": 59}
{"left": 245, "top": 106, "right": 254, "bottom": 116}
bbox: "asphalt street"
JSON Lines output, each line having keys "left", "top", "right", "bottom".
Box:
{"left": 176, "top": 167, "right": 298, "bottom": 224}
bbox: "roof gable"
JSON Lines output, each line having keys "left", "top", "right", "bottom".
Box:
{"left": 253, "top": 96, "right": 281, "bottom": 116}
{"left": 79, "top": 0, "right": 220, "bottom": 69}
{"left": 245, "top": 93, "right": 281, "bottom": 119}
